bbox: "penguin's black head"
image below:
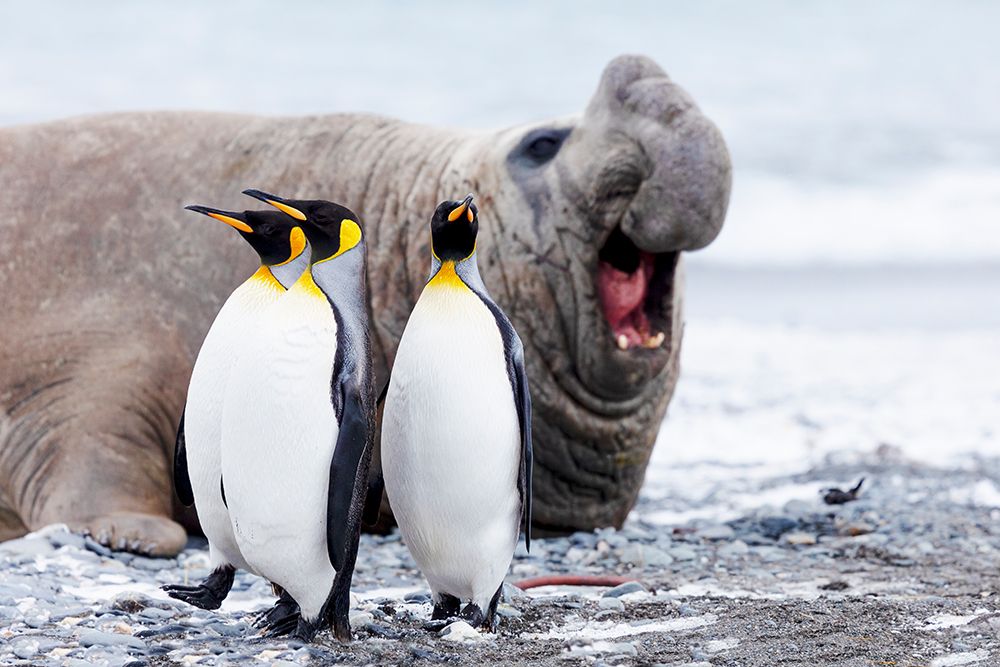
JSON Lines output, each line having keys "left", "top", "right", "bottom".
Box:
{"left": 184, "top": 205, "right": 306, "bottom": 266}
{"left": 430, "top": 194, "right": 478, "bottom": 262}
{"left": 242, "top": 189, "right": 363, "bottom": 263}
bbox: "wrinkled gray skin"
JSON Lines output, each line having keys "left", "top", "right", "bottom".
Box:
{"left": 0, "top": 55, "right": 730, "bottom": 555}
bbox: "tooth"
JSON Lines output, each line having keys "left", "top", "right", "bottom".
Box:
{"left": 617, "top": 334, "right": 629, "bottom": 350}
{"left": 645, "top": 332, "right": 665, "bottom": 349}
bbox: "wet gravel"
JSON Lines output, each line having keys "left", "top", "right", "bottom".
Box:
{"left": 2, "top": 452, "right": 999, "bottom": 666}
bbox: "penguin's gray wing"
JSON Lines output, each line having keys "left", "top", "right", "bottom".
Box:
{"left": 326, "top": 379, "right": 369, "bottom": 572}
{"left": 473, "top": 294, "right": 534, "bottom": 552}
{"left": 172, "top": 408, "right": 194, "bottom": 507}
{"left": 510, "top": 338, "right": 533, "bottom": 552}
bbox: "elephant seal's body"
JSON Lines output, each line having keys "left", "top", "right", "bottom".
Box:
{"left": 0, "top": 55, "right": 730, "bottom": 555}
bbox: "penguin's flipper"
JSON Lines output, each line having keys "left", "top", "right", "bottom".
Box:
{"left": 473, "top": 292, "right": 535, "bottom": 552}
{"left": 326, "top": 381, "right": 369, "bottom": 572}
{"left": 511, "top": 341, "right": 533, "bottom": 552}
{"left": 172, "top": 408, "right": 194, "bottom": 507}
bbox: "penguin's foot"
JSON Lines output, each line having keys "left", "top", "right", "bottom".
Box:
{"left": 161, "top": 565, "right": 235, "bottom": 610}
{"left": 331, "top": 612, "right": 352, "bottom": 644}
{"left": 459, "top": 602, "right": 486, "bottom": 629}
{"left": 253, "top": 591, "right": 301, "bottom": 637}
{"left": 431, "top": 593, "right": 461, "bottom": 620}
{"left": 291, "top": 616, "right": 325, "bottom": 643}
{"left": 484, "top": 585, "right": 503, "bottom": 633}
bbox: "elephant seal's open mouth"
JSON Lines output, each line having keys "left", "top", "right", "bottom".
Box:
{"left": 597, "top": 224, "right": 677, "bottom": 353}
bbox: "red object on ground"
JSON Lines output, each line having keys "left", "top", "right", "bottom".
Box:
{"left": 512, "top": 575, "right": 640, "bottom": 590}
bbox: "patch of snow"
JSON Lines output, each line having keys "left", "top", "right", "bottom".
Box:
{"left": 524, "top": 614, "right": 716, "bottom": 640}
{"left": 924, "top": 610, "right": 990, "bottom": 631}
{"left": 705, "top": 637, "right": 740, "bottom": 654}
{"left": 930, "top": 650, "right": 990, "bottom": 667}
{"left": 642, "top": 319, "right": 1000, "bottom": 525}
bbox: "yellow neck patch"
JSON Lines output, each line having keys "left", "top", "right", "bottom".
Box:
{"left": 273, "top": 227, "right": 306, "bottom": 266}
{"left": 249, "top": 265, "right": 284, "bottom": 291}
{"left": 428, "top": 260, "right": 467, "bottom": 290}
{"left": 295, "top": 268, "right": 326, "bottom": 299}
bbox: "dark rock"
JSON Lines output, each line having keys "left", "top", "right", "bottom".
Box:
{"left": 365, "top": 622, "right": 402, "bottom": 639}
{"left": 760, "top": 517, "right": 798, "bottom": 540}
{"left": 134, "top": 623, "right": 189, "bottom": 638}
{"left": 404, "top": 590, "right": 431, "bottom": 603}
{"left": 820, "top": 581, "right": 850, "bottom": 591}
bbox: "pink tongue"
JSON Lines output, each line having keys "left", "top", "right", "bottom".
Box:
{"left": 597, "top": 254, "right": 653, "bottom": 346}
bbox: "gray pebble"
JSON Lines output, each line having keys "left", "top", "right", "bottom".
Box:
{"left": 669, "top": 546, "right": 697, "bottom": 561}
{"left": 404, "top": 590, "right": 431, "bottom": 603}
{"left": 599, "top": 596, "right": 625, "bottom": 611}
{"left": 0, "top": 536, "right": 54, "bottom": 556}
{"left": 609, "top": 641, "right": 638, "bottom": 656}
{"left": 495, "top": 603, "right": 522, "bottom": 618}
{"left": 621, "top": 525, "right": 654, "bottom": 541}
{"left": 78, "top": 628, "right": 147, "bottom": 650}
{"left": 502, "top": 582, "right": 529, "bottom": 602}
{"left": 603, "top": 581, "right": 645, "bottom": 598}
{"left": 718, "top": 539, "right": 750, "bottom": 557}
{"left": 205, "top": 621, "right": 247, "bottom": 636}
{"left": 760, "top": 517, "right": 797, "bottom": 539}
{"left": 48, "top": 530, "right": 87, "bottom": 550}
{"left": 698, "top": 524, "right": 735, "bottom": 540}
{"left": 678, "top": 603, "right": 699, "bottom": 617}
{"left": 645, "top": 546, "right": 675, "bottom": 567}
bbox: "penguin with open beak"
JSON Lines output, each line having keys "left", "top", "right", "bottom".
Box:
{"left": 163, "top": 204, "right": 309, "bottom": 611}
{"left": 380, "top": 194, "right": 533, "bottom": 631}
{"left": 219, "top": 189, "right": 374, "bottom": 642}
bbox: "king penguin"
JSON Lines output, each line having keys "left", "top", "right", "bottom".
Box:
{"left": 163, "top": 203, "right": 309, "bottom": 610}
{"left": 219, "top": 190, "right": 374, "bottom": 642}
{"left": 381, "top": 194, "right": 533, "bottom": 631}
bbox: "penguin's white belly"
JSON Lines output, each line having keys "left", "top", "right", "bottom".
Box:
{"left": 382, "top": 284, "right": 520, "bottom": 607}
{"left": 221, "top": 288, "right": 339, "bottom": 621}
{"left": 185, "top": 273, "right": 282, "bottom": 573}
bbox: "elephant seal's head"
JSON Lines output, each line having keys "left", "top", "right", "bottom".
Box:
{"left": 480, "top": 54, "right": 730, "bottom": 405}
{"left": 461, "top": 54, "right": 731, "bottom": 530}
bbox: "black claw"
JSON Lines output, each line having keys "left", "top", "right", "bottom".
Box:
{"left": 431, "top": 593, "right": 461, "bottom": 620}
{"left": 459, "top": 603, "right": 485, "bottom": 628}
{"left": 253, "top": 590, "right": 301, "bottom": 637}
{"left": 291, "top": 617, "right": 320, "bottom": 642}
{"left": 484, "top": 585, "right": 503, "bottom": 632}
{"left": 161, "top": 565, "right": 235, "bottom": 610}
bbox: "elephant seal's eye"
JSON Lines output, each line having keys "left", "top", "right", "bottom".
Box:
{"left": 512, "top": 128, "right": 571, "bottom": 166}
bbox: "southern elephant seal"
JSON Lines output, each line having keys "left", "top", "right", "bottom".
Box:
{"left": 0, "top": 54, "right": 730, "bottom": 555}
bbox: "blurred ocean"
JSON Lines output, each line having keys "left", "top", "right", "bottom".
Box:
{"left": 3, "top": 1, "right": 998, "bottom": 267}
{"left": 2, "top": 2, "right": 998, "bottom": 495}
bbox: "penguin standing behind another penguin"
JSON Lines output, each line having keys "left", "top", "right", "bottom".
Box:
{"left": 219, "top": 190, "right": 375, "bottom": 642}
{"left": 163, "top": 203, "right": 310, "bottom": 610}
{"left": 381, "top": 194, "right": 532, "bottom": 631}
